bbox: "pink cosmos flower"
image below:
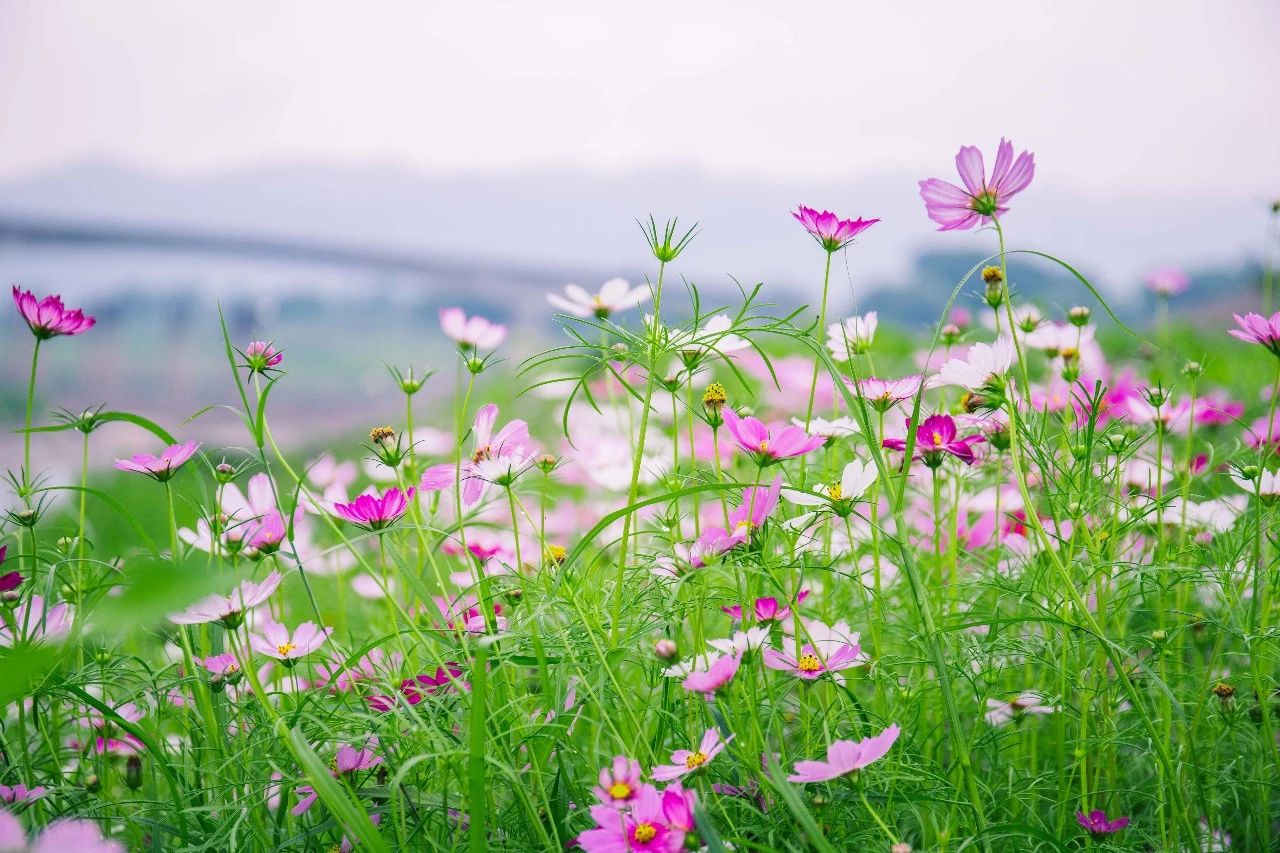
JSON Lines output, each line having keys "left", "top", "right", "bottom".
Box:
{"left": 1229, "top": 311, "right": 1280, "bottom": 356}
{"left": 786, "top": 724, "right": 900, "bottom": 782}
{"left": 919, "top": 138, "right": 1034, "bottom": 230}
{"left": 11, "top": 285, "right": 96, "bottom": 339}
{"left": 763, "top": 642, "right": 862, "bottom": 680}
{"left": 365, "top": 663, "right": 468, "bottom": 711}
{"left": 578, "top": 783, "right": 686, "bottom": 853}
{"left": 651, "top": 728, "right": 732, "bottom": 781}
{"left": 0, "top": 783, "right": 46, "bottom": 804}
{"left": 723, "top": 476, "right": 783, "bottom": 545}
{"left": 594, "top": 756, "right": 644, "bottom": 808}
{"left": 169, "top": 571, "right": 281, "bottom": 627}
{"left": 199, "top": 653, "right": 241, "bottom": 677}
{"left": 0, "top": 596, "right": 73, "bottom": 646}
{"left": 682, "top": 653, "right": 742, "bottom": 695}
{"left": 792, "top": 206, "right": 879, "bottom": 252}
{"left": 420, "top": 403, "right": 534, "bottom": 506}
{"left": 315, "top": 649, "right": 401, "bottom": 693}
{"left": 1194, "top": 393, "right": 1243, "bottom": 427}
{"left": 984, "top": 692, "right": 1058, "bottom": 726}
{"left": 722, "top": 409, "right": 825, "bottom": 463}
{"left": 883, "top": 414, "right": 985, "bottom": 466}
{"left": 1145, "top": 267, "right": 1188, "bottom": 296}
{"left": 853, "top": 375, "right": 925, "bottom": 412}
{"left": 113, "top": 440, "right": 201, "bottom": 482}
{"left": 0, "top": 811, "right": 123, "bottom": 853}
{"left": 1076, "top": 809, "right": 1130, "bottom": 836}
{"left": 547, "top": 277, "right": 649, "bottom": 319}
{"left": 333, "top": 486, "right": 414, "bottom": 531}
{"left": 249, "top": 618, "right": 332, "bottom": 664}
{"left": 721, "top": 592, "right": 809, "bottom": 623}
{"left": 440, "top": 307, "right": 506, "bottom": 350}
{"left": 293, "top": 743, "right": 382, "bottom": 815}
{"left": 244, "top": 340, "right": 283, "bottom": 372}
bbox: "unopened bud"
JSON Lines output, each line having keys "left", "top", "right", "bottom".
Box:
{"left": 1068, "top": 306, "right": 1091, "bottom": 326}
{"left": 940, "top": 323, "right": 961, "bottom": 345}
{"left": 654, "top": 639, "right": 678, "bottom": 660}
{"left": 125, "top": 755, "right": 144, "bottom": 790}
{"left": 1182, "top": 361, "right": 1203, "bottom": 378}
{"left": 214, "top": 462, "right": 237, "bottom": 484}
{"left": 1212, "top": 682, "right": 1236, "bottom": 702}
{"left": 1071, "top": 444, "right": 1088, "bottom": 461}
{"left": 984, "top": 281, "right": 1004, "bottom": 310}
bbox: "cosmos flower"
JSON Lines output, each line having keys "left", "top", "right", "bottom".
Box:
{"left": 293, "top": 743, "right": 382, "bottom": 815}
{"left": 594, "top": 756, "right": 644, "bottom": 808}
{"left": 1228, "top": 311, "right": 1280, "bottom": 357}
{"left": 784, "top": 460, "right": 877, "bottom": 513}
{"left": 651, "top": 728, "right": 732, "bottom": 781}
{"left": 0, "top": 812, "right": 123, "bottom": 853}
{"left": 332, "top": 487, "right": 414, "bottom": 531}
{"left": 792, "top": 206, "right": 879, "bottom": 252}
{"left": 1145, "top": 267, "right": 1188, "bottom": 296}
{"left": 984, "top": 692, "right": 1058, "bottom": 726}
{"left": 11, "top": 285, "right": 96, "bottom": 339}
{"left": 918, "top": 138, "right": 1035, "bottom": 230}
{"left": 0, "top": 596, "right": 73, "bottom": 646}
{"left": 930, "top": 337, "right": 1016, "bottom": 392}
{"left": 249, "top": 619, "right": 332, "bottom": 664}
{"left": 724, "top": 476, "right": 784, "bottom": 545}
{"left": 439, "top": 307, "right": 507, "bottom": 350}
{"left": 420, "top": 403, "right": 534, "bottom": 506}
{"left": 169, "top": 572, "right": 282, "bottom": 628}
{"left": 827, "top": 312, "right": 878, "bottom": 360}
{"left": 547, "top": 278, "right": 649, "bottom": 319}
{"left": 0, "top": 783, "right": 46, "bottom": 804}
{"left": 244, "top": 340, "right": 283, "bottom": 373}
{"left": 721, "top": 409, "right": 825, "bottom": 463}
{"left": 1076, "top": 809, "right": 1130, "bottom": 836}
{"left": 883, "top": 414, "right": 985, "bottom": 466}
{"left": 577, "top": 782, "right": 687, "bottom": 852}
{"left": 763, "top": 642, "right": 863, "bottom": 680}
{"left": 682, "top": 653, "right": 742, "bottom": 695}
{"left": 786, "top": 724, "right": 900, "bottom": 782}
{"left": 852, "top": 375, "right": 924, "bottom": 412}
{"left": 721, "top": 592, "right": 809, "bottom": 623}
{"left": 0, "top": 545, "right": 20, "bottom": 594}
{"left": 113, "top": 441, "right": 201, "bottom": 482}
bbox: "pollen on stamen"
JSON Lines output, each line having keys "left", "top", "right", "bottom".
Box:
{"left": 276, "top": 642, "right": 296, "bottom": 657}
{"left": 797, "top": 654, "right": 823, "bottom": 673}
{"left": 684, "top": 750, "right": 708, "bottom": 769}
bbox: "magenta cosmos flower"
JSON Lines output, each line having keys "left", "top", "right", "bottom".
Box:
{"left": 722, "top": 591, "right": 809, "bottom": 623}
{"left": 0, "top": 545, "right": 20, "bottom": 594}
{"left": 113, "top": 440, "right": 201, "bottom": 482}
{"left": 651, "top": 728, "right": 732, "bottom": 781}
{"left": 918, "top": 138, "right": 1035, "bottom": 230}
{"left": 883, "top": 414, "right": 985, "bottom": 467}
{"left": 1229, "top": 311, "right": 1280, "bottom": 357}
{"left": 578, "top": 783, "right": 689, "bottom": 853}
{"left": 724, "top": 476, "right": 783, "bottom": 545}
{"left": 764, "top": 642, "right": 862, "bottom": 681}
{"left": 722, "top": 408, "right": 825, "bottom": 464}
{"left": 1076, "top": 809, "right": 1130, "bottom": 836}
{"left": 786, "top": 723, "right": 900, "bottom": 783}
{"left": 440, "top": 307, "right": 506, "bottom": 350}
{"left": 169, "top": 571, "right": 281, "bottom": 628}
{"left": 333, "top": 486, "right": 414, "bottom": 531}
{"left": 792, "top": 206, "right": 880, "bottom": 252}
{"left": 682, "top": 652, "right": 742, "bottom": 696}
{"left": 11, "top": 285, "right": 96, "bottom": 339}
{"left": 250, "top": 619, "right": 332, "bottom": 664}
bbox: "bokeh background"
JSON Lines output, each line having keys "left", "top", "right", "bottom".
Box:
{"left": 2, "top": 1, "right": 1278, "bottom": 470}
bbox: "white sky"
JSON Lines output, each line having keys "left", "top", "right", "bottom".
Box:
{"left": 1, "top": 0, "right": 1278, "bottom": 193}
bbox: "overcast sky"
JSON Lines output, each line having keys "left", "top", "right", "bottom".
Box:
{"left": 1, "top": 1, "right": 1277, "bottom": 192}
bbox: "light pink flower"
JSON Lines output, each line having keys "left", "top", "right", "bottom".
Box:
{"left": 170, "top": 571, "right": 282, "bottom": 627}
{"left": 113, "top": 440, "right": 201, "bottom": 482}
{"left": 919, "top": 138, "right": 1035, "bottom": 230}
{"left": 1229, "top": 311, "right": 1280, "bottom": 357}
{"left": 854, "top": 375, "right": 924, "bottom": 412}
{"left": 930, "top": 337, "right": 1015, "bottom": 392}
{"left": 420, "top": 403, "right": 534, "bottom": 506}
{"left": 763, "top": 642, "right": 863, "bottom": 680}
{"left": 651, "top": 728, "right": 732, "bottom": 781}
{"left": 440, "top": 307, "right": 506, "bottom": 349}
{"left": 792, "top": 206, "right": 879, "bottom": 252}
{"left": 1145, "top": 267, "right": 1188, "bottom": 296}
{"left": 244, "top": 340, "right": 283, "bottom": 371}
{"left": 984, "top": 692, "right": 1058, "bottom": 726}
{"left": 0, "top": 596, "right": 73, "bottom": 646}
{"left": 0, "top": 811, "right": 123, "bottom": 853}
{"left": 0, "top": 783, "right": 46, "bottom": 804}
{"left": 786, "top": 724, "right": 900, "bottom": 782}
{"left": 249, "top": 619, "right": 332, "bottom": 663}
{"left": 293, "top": 743, "right": 382, "bottom": 815}
{"left": 594, "top": 756, "right": 643, "bottom": 808}
{"left": 11, "top": 285, "right": 96, "bottom": 339}
{"left": 682, "top": 653, "right": 742, "bottom": 695}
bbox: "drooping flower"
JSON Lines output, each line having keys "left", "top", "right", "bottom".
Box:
{"left": 594, "top": 756, "right": 643, "bottom": 808}
{"left": 792, "top": 206, "right": 879, "bottom": 252}
{"left": 420, "top": 403, "right": 535, "bottom": 506}
{"left": 883, "top": 414, "right": 985, "bottom": 466}
{"left": 786, "top": 724, "right": 900, "bottom": 782}
{"left": 1076, "top": 809, "right": 1130, "bottom": 836}
{"left": 332, "top": 486, "right": 414, "bottom": 531}
{"left": 682, "top": 653, "right": 742, "bottom": 695}
{"left": 721, "top": 409, "right": 825, "bottom": 464}
{"left": 1145, "top": 267, "right": 1188, "bottom": 296}
{"left": 1228, "top": 311, "right": 1280, "bottom": 357}
{"left": 930, "top": 337, "right": 1016, "bottom": 392}
{"left": 651, "top": 728, "right": 732, "bottom": 781}
{"left": 547, "top": 278, "right": 649, "bottom": 319}
{"left": 293, "top": 742, "right": 382, "bottom": 815}
{"left": 11, "top": 285, "right": 96, "bottom": 339}
{"left": 827, "top": 312, "right": 878, "bottom": 360}
{"left": 918, "top": 138, "right": 1035, "bottom": 230}
{"left": 0, "top": 596, "right": 73, "bottom": 646}
{"left": 763, "top": 642, "right": 863, "bottom": 680}
{"left": 169, "top": 571, "right": 282, "bottom": 628}
{"left": 112, "top": 441, "right": 201, "bottom": 482}
{"left": 439, "top": 307, "right": 507, "bottom": 350}
{"left": 249, "top": 618, "right": 332, "bottom": 664}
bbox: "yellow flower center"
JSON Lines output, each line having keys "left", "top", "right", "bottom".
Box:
{"left": 827, "top": 484, "right": 843, "bottom": 501}
{"left": 758, "top": 439, "right": 769, "bottom": 452}
{"left": 607, "top": 781, "right": 632, "bottom": 800}
{"left": 684, "top": 751, "right": 708, "bottom": 770}
{"left": 276, "top": 642, "right": 296, "bottom": 657}
{"left": 633, "top": 823, "right": 657, "bottom": 843}
{"left": 797, "top": 654, "right": 823, "bottom": 673}
{"left": 931, "top": 432, "right": 944, "bottom": 446}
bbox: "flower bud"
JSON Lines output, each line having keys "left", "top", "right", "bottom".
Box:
{"left": 125, "top": 755, "right": 144, "bottom": 790}
{"left": 984, "top": 281, "right": 1004, "bottom": 309}
{"left": 467, "top": 357, "right": 486, "bottom": 375}
{"left": 1070, "top": 444, "right": 1088, "bottom": 461}
{"left": 1239, "top": 464, "right": 1262, "bottom": 481}
{"left": 56, "top": 536, "right": 76, "bottom": 554}
{"left": 940, "top": 323, "right": 961, "bottom": 346}
{"left": 654, "top": 639, "right": 678, "bottom": 660}
{"left": 1212, "top": 682, "right": 1235, "bottom": 702}
{"left": 535, "top": 454, "right": 559, "bottom": 474}
{"left": 1068, "top": 306, "right": 1091, "bottom": 326}
{"left": 1182, "top": 360, "right": 1203, "bottom": 378}
{"left": 214, "top": 462, "right": 237, "bottom": 484}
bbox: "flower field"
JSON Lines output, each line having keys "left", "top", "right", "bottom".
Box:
{"left": 4, "top": 138, "right": 1280, "bottom": 851}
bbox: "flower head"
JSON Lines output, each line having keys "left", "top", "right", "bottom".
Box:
{"left": 0, "top": 812, "right": 123, "bottom": 853}
{"left": 1145, "top": 267, "right": 1188, "bottom": 296}
{"left": 548, "top": 278, "right": 648, "bottom": 319}
{"left": 652, "top": 728, "right": 731, "bottom": 781}
{"left": 883, "top": 414, "right": 985, "bottom": 467}
{"left": 827, "top": 312, "right": 878, "bottom": 360}
{"left": 1229, "top": 311, "right": 1280, "bottom": 357}
{"left": 763, "top": 642, "right": 863, "bottom": 681}
{"left": 594, "top": 756, "right": 643, "bottom": 808}
{"left": 786, "top": 724, "right": 900, "bottom": 782}
{"left": 931, "top": 337, "right": 1015, "bottom": 393}
{"left": 248, "top": 618, "right": 332, "bottom": 664}
{"left": 440, "top": 307, "right": 506, "bottom": 350}
{"left": 722, "top": 409, "right": 825, "bottom": 464}
{"left": 792, "top": 206, "right": 879, "bottom": 252}
{"left": 170, "top": 571, "right": 281, "bottom": 628}
{"left": 243, "top": 340, "right": 283, "bottom": 373}
{"left": 0, "top": 596, "right": 73, "bottom": 646}
{"left": 11, "top": 285, "right": 96, "bottom": 339}
{"left": 420, "top": 403, "right": 535, "bottom": 506}
{"left": 919, "top": 138, "right": 1035, "bottom": 230}
{"left": 333, "top": 487, "right": 414, "bottom": 531}
{"left": 854, "top": 375, "right": 924, "bottom": 412}
{"left": 1076, "top": 809, "right": 1130, "bottom": 836}
{"left": 113, "top": 441, "right": 201, "bottom": 482}
{"left": 682, "top": 653, "right": 742, "bottom": 695}
{"left": 984, "top": 692, "right": 1058, "bottom": 726}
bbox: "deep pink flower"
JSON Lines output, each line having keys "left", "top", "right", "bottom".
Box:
{"left": 763, "top": 642, "right": 863, "bottom": 680}
{"left": 440, "top": 307, "right": 506, "bottom": 349}
{"left": 0, "top": 545, "right": 20, "bottom": 594}
{"left": 682, "top": 653, "right": 742, "bottom": 695}
{"left": 883, "top": 414, "right": 985, "bottom": 467}
{"left": 1076, "top": 809, "right": 1130, "bottom": 836}
{"left": 199, "top": 653, "right": 241, "bottom": 677}
{"left": 333, "top": 487, "right": 414, "bottom": 531}
{"left": 792, "top": 206, "right": 879, "bottom": 252}
{"left": 1229, "top": 311, "right": 1280, "bottom": 357}
{"left": 721, "top": 592, "right": 808, "bottom": 623}
{"left": 919, "top": 138, "right": 1035, "bottom": 230}
{"left": 0, "top": 783, "right": 46, "bottom": 804}
{"left": 293, "top": 743, "right": 382, "bottom": 815}
{"left": 169, "top": 571, "right": 282, "bottom": 627}
{"left": 420, "top": 403, "right": 535, "bottom": 506}
{"left": 722, "top": 409, "right": 825, "bottom": 463}
{"left": 244, "top": 340, "right": 283, "bottom": 372}
{"left": 724, "top": 476, "right": 783, "bottom": 545}
{"left": 1194, "top": 393, "right": 1243, "bottom": 427}
{"left": 651, "top": 728, "right": 732, "bottom": 781}
{"left": 11, "top": 285, "right": 96, "bottom": 339}
{"left": 577, "top": 783, "right": 684, "bottom": 852}
{"left": 249, "top": 618, "right": 332, "bottom": 664}
{"left": 113, "top": 440, "right": 201, "bottom": 482}
{"left": 786, "top": 724, "right": 900, "bottom": 782}
{"left": 366, "top": 663, "right": 468, "bottom": 711}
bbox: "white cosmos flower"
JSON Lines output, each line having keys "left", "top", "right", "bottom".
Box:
{"left": 707, "top": 627, "right": 771, "bottom": 656}
{"left": 827, "top": 312, "right": 878, "bottom": 360}
{"left": 783, "top": 460, "right": 877, "bottom": 508}
{"left": 930, "top": 336, "right": 1016, "bottom": 391}
{"left": 792, "top": 416, "right": 859, "bottom": 438}
{"left": 547, "top": 277, "right": 649, "bottom": 318}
